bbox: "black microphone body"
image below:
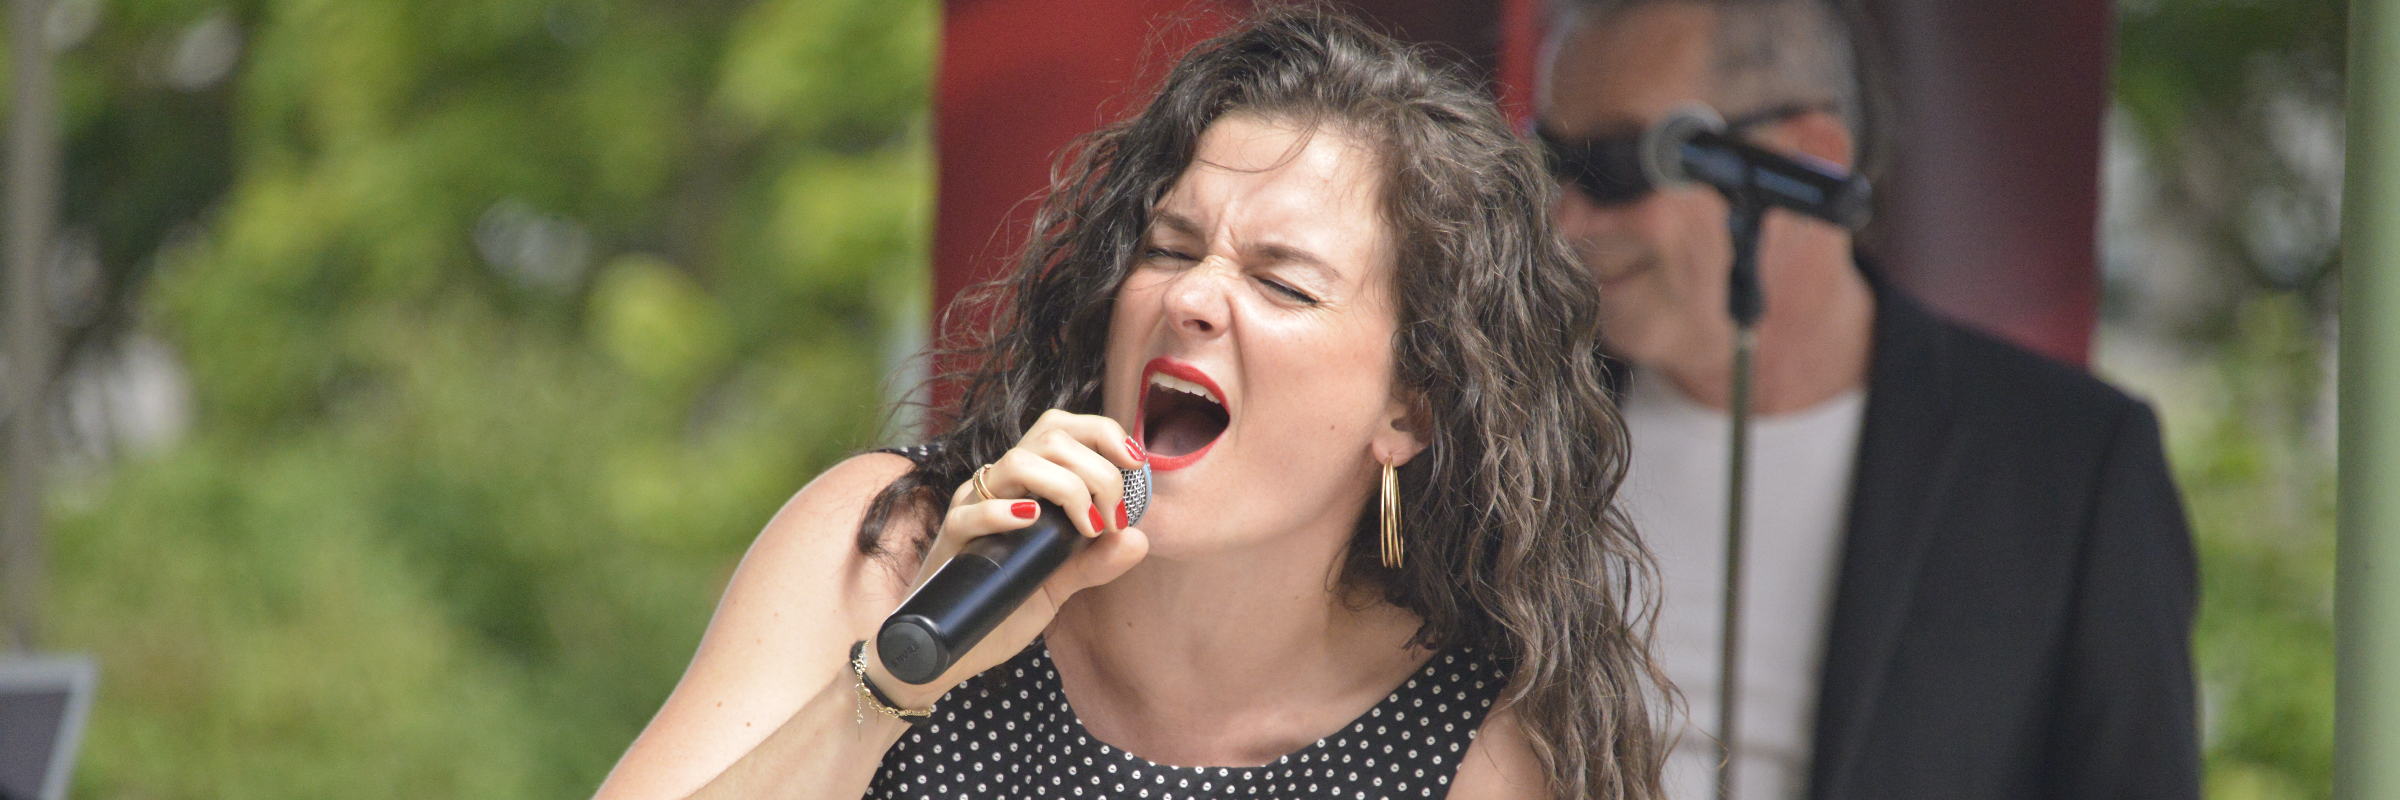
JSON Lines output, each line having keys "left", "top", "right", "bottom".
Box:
{"left": 1641, "top": 105, "right": 1873, "bottom": 231}
{"left": 877, "top": 464, "right": 1150, "bottom": 686}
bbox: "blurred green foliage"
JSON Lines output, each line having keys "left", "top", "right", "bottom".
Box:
{"left": 2114, "top": 0, "right": 2342, "bottom": 798}
{"left": 2117, "top": 0, "right": 2345, "bottom": 300}
{"left": 2131, "top": 296, "right": 2336, "bottom": 800}
{"left": 34, "top": 0, "right": 934, "bottom": 797}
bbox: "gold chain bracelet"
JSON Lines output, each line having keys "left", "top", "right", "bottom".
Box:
{"left": 850, "top": 640, "right": 932, "bottom": 728}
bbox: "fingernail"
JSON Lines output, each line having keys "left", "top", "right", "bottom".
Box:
{"left": 1115, "top": 501, "right": 1130, "bottom": 529}
{"left": 1125, "top": 437, "right": 1147, "bottom": 462}
{"left": 1087, "top": 505, "right": 1106, "bottom": 533}
{"left": 1012, "top": 501, "right": 1038, "bottom": 520}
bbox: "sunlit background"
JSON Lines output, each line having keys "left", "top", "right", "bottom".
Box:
{"left": 6, "top": 0, "right": 2334, "bottom": 797}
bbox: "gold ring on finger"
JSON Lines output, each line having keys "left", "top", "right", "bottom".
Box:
{"left": 972, "top": 464, "right": 997, "bottom": 502}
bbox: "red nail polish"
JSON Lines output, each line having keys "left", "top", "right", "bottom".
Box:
{"left": 1087, "top": 505, "right": 1106, "bottom": 532}
{"left": 1012, "top": 501, "right": 1038, "bottom": 519}
{"left": 1115, "top": 501, "right": 1130, "bottom": 529}
{"left": 1125, "top": 437, "right": 1147, "bottom": 462}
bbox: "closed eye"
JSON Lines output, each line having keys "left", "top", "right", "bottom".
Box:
{"left": 1143, "top": 247, "right": 1197, "bottom": 263}
{"left": 1258, "top": 276, "right": 1319, "bottom": 304}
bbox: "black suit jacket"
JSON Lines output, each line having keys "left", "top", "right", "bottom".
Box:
{"left": 1802, "top": 284, "right": 2201, "bottom": 799}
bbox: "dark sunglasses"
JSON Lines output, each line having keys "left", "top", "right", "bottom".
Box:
{"left": 1535, "top": 102, "right": 1834, "bottom": 206}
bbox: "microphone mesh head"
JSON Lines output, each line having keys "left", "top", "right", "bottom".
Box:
{"left": 1120, "top": 464, "right": 1152, "bottom": 525}
{"left": 1640, "top": 103, "right": 1725, "bottom": 189}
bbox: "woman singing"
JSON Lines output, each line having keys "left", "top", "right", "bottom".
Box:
{"left": 595, "top": 9, "right": 1666, "bottom": 800}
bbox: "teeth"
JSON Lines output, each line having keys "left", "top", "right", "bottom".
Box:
{"left": 1148, "top": 373, "right": 1220, "bottom": 404}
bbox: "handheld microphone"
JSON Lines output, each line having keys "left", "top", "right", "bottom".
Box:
{"left": 876, "top": 464, "right": 1152, "bottom": 685}
{"left": 1639, "top": 104, "right": 1873, "bottom": 231}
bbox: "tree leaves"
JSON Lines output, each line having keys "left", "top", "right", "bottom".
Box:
{"left": 46, "top": 0, "right": 933, "bottom": 796}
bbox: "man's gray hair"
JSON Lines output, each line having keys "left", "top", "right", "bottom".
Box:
{"left": 1547, "top": 0, "right": 1875, "bottom": 168}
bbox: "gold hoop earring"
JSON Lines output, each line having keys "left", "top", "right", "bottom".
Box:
{"left": 1380, "top": 461, "right": 1402, "bottom": 569}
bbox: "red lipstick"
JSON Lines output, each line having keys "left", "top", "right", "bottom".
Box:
{"left": 1137, "top": 357, "right": 1228, "bottom": 472}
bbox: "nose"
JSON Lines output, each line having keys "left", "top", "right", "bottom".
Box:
{"left": 1160, "top": 256, "right": 1236, "bottom": 338}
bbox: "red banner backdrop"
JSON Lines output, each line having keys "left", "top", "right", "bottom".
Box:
{"left": 1853, "top": 0, "right": 2112, "bottom": 365}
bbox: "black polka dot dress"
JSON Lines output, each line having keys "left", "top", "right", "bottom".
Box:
{"left": 864, "top": 641, "right": 1511, "bottom": 799}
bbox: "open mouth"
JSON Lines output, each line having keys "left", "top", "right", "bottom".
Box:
{"left": 1138, "top": 358, "right": 1229, "bottom": 472}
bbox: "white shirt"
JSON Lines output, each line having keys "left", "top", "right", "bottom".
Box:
{"left": 1617, "top": 366, "right": 1867, "bottom": 800}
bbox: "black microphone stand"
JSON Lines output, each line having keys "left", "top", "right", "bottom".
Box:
{"left": 1715, "top": 186, "right": 1766, "bottom": 800}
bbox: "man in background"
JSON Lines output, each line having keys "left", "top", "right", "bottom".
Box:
{"left": 1538, "top": 0, "right": 2202, "bottom": 797}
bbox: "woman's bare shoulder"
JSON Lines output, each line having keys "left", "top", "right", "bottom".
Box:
{"left": 592, "top": 453, "right": 931, "bottom": 800}
{"left": 1448, "top": 702, "right": 1557, "bottom": 800}
{"left": 673, "top": 451, "right": 935, "bottom": 699}
{"left": 702, "top": 451, "right": 930, "bottom": 663}
{"left": 765, "top": 451, "right": 922, "bottom": 538}
{"left": 776, "top": 451, "right": 919, "bottom": 528}
{"left": 745, "top": 452, "right": 927, "bottom": 612}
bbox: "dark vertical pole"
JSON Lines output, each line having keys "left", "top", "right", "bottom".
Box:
{"left": 1716, "top": 191, "right": 1764, "bottom": 800}
{"left": 5, "top": 0, "right": 56, "bottom": 652}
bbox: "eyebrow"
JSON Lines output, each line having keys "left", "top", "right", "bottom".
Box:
{"left": 1149, "top": 209, "right": 1340, "bottom": 281}
{"left": 1149, "top": 211, "right": 1205, "bottom": 241}
{"left": 1251, "top": 241, "right": 1332, "bottom": 272}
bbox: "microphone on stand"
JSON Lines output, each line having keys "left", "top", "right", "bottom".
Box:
{"left": 1640, "top": 104, "right": 1873, "bottom": 232}
{"left": 876, "top": 464, "right": 1152, "bottom": 686}
{"left": 1633, "top": 102, "right": 1878, "bottom": 800}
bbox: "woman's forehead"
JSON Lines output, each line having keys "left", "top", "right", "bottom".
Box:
{"left": 1193, "top": 113, "right": 1371, "bottom": 171}
{"left": 1150, "top": 115, "right": 1388, "bottom": 256}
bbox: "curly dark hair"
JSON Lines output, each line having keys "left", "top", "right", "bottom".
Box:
{"left": 856, "top": 8, "right": 1668, "bottom": 798}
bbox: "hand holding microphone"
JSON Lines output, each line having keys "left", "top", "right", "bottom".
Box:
{"left": 871, "top": 411, "right": 1151, "bottom": 694}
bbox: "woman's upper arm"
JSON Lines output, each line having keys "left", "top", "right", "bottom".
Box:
{"left": 594, "top": 453, "right": 924, "bottom": 800}
{"left": 1449, "top": 704, "right": 1558, "bottom": 800}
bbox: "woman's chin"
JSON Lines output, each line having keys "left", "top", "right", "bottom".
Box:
{"left": 1116, "top": 512, "right": 1214, "bottom": 562}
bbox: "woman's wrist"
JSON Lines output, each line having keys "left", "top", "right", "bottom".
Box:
{"left": 859, "top": 638, "right": 949, "bottom": 712}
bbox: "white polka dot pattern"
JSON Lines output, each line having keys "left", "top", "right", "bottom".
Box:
{"left": 863, "top": 642, "right": 1509, "bottom": 799}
